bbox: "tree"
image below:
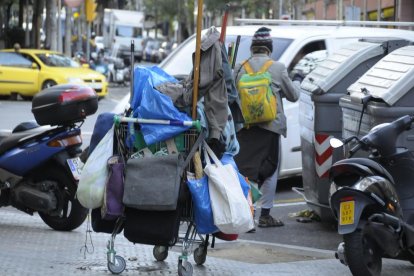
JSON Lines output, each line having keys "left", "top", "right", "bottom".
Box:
{"left": 45, "top": 0, "right": 58, "bottom": 50}
{"left": 32, "top": 0, "right": 45, "bottom": 48}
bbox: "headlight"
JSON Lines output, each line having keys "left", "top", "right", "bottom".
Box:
{"left": 67, "top": 77, "right": 83, "bottom": 83}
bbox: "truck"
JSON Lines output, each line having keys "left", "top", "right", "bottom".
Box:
{"left": 103, "top": 9, "right": 145, "bottom": 63}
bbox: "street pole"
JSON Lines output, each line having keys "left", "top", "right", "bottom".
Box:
{"left": 279, "top": 0, "right": 283, "bottom": 19}
{"left": 363, "top": 0, "right": 367, "bottom": 21}
{"left": 86, "top": 22, "right": 91, "bottom": 62}
{"left": 377, "top": 0, "right": 381, "bottom": 21}
{"left": 25, "top": 0, "right": 30, "bottom": 47}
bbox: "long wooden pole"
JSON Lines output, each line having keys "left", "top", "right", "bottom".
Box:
{"left": 191, "top": 0, "right": 203, "bottom": 120}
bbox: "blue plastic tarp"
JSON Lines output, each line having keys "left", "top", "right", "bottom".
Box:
{"left": 130, "top": 66, "right": 192, "bottom": 145}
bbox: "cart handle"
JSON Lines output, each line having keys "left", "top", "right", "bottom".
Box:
{"left": 113, "top": 115, "right": 202, "bottom": 132}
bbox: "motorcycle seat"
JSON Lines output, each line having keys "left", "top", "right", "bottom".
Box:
{"left": 0, "top": 126, "right": 51, "bottom": 156}
{"left": 334, "top": 158, "right": 395, "bottom": 184}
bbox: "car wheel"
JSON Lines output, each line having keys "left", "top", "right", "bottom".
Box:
{"left": 42, "top": 80, "right": 57, "bottom": 90}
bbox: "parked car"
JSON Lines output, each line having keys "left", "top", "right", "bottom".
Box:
{"left": 0, "top": 49, "right": 108, "bottom": 99}
{"left": 159, "top": 23, "right": 414, "bottom": 179}
{"left": 289, "top": 50, "right": 327, "bottom": 79}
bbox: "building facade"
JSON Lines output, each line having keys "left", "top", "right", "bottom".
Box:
{"left": 302, "top": 0, "right": 413, "bottom": 22}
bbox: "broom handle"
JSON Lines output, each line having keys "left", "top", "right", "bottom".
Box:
{"left": 219, "top": 4, "right": 230, "bottom": 43}
{"left": 191, "top": 0, "right": 204, "bottom": 120}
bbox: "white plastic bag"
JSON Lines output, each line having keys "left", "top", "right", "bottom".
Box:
{"left": 77, "top": 126, "right": 114, "bottom": 209}
{"left": 204, "top": 142, "right": 254, "bottom": 234}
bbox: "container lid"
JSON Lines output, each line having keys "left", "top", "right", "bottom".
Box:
{"left": 347, "top": 45, "right": 414, "bottom": 105}
{"left": 300, "top": 41, "right": 384, "bottom": 94}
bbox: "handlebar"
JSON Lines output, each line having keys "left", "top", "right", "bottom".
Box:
{"left": 349, "top": 142, "right": 362, "bottom": 157}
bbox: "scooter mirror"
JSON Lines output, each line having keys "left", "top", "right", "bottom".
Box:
{"left": 330, "top": 138, "right": 344, "bottom": 148}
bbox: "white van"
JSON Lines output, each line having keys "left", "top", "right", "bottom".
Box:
{"left": 160, "top": 22, "right": 414, "bottom": 179}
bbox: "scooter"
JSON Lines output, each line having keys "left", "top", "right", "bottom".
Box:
{"left": 0, "top": 85, "right": 98, "bottom": 231}
{"left": 329, "top": 115, "right": 414, "bottom": 276}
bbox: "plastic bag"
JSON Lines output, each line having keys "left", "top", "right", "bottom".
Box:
{"left": 130, "top": 66, "right": 191, "bottom": 145}
{"left": 77, "top": 126, "right": 114, "bottom": 209}
{"left": 204, "top": 142, "right": 254, "bottom": 234}
{"left": 187, "top": 154, "right": 250, "bottom": 235}
{"left": 187, "top": 175, "right": 219, "bottom": 234}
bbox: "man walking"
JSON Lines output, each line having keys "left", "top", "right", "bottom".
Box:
{"left": 233, "top": 27, "right": 302, "bottom": 228}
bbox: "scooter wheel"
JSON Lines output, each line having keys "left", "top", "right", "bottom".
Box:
{"left": 344, "top": 230, "right": 382, "bottom": 276}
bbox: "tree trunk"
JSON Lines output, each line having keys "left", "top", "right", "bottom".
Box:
{"left": 64, "top": 6, "right": 72, "bottom": 57}
{"left": 32, "top": 0, "right": 45, "bottom": 48}
{"left": 46, "top": 0, "right": 58, "bottom": 50}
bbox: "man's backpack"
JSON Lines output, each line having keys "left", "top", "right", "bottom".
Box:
{"left": 237, "top": 60, "right": 277, "bottom": 125}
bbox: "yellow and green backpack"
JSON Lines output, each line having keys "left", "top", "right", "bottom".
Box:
{"left": 237, "top": 60, "right": 277, "bottom": 125}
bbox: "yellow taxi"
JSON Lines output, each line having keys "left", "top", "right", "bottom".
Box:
{"left": 0, "top": 49, "right": 108, "bottom": 99}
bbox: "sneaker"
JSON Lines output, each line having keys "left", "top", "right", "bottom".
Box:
{"left": 258, "top": 215, "right": 284, "bottom": 228}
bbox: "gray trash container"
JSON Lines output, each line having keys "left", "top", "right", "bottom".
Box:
{"left": 340, "top": 45, "right": 414, "bottom": 152}
{"left": 298, "top": 39, "right": 410, "bottom": 221}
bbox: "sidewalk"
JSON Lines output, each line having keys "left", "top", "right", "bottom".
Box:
{"left": 1, "top": 207, "right": 413, "bottom": 276}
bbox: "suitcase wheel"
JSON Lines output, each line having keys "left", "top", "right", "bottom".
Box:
{"left": 153, "top": 245, "right": 169, "bottom": 261}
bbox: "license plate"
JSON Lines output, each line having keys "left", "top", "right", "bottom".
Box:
{"left": 67, "top": 157, "right": 84, "bottom": 181}
{"left": 339, "top": 201, "right": 355, "bottom": 225}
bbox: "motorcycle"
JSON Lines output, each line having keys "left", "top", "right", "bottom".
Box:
{"left": 107, "top": 56, "right": 129, "bottom": 86}
{"left": 0, "top": 84, "right": 98, "bottom": 231}
{"left": 329, "top": 115, "right": 414, "bottom": 276}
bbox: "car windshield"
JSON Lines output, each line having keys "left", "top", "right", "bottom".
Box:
{"left": 0, "top": 52, "right": 32, "bottom": 67}
{"left": 36, "top": 53, "right": 80, "bottom": 67}
{"left": 116, "top": 25, "right": 143, "bottom": 38}
{"left": 161, "top": 35, "right": 292, "bottom": 77}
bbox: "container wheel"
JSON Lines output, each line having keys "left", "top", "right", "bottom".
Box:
{"left": 178, "top": 259, "right": 193, "bottom": 276}
{"left": 153, "top": 245, "right": 168, "bottom": 261}
{"left": 107, "top": 255, "right": 126, "bottom": 274}
{"left": 193, "top": 246, "right": 207, "bottom": 265}
{"left": 344, "top": 229, "right": 382, "bottom": 276}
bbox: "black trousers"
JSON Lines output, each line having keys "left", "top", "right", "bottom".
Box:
{"left": 234, "top": 126, "right": 280, "bottom": 184}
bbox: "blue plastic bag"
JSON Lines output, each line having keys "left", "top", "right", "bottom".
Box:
{"left": 187, "top": 176, "right": 219, "bottom": 234}
{"left": 130, "top": 66, "right": 191, "bottom": 145}
{"left": 187, "top": 154, "right": 250, "bottom": 234}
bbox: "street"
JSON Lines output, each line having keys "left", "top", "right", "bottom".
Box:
{"left": 1, "top": 85, "right": 414, "bottom": 275}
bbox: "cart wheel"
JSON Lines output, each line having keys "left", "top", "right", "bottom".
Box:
{"left": 178, "top": 259, "right": 193, "bottom": 276}
{"left": 193, "top": 246, "right": 207, "bottom": 265}
{"left": 107, "top": 255, "right": 126, "bottom": 274}
{"left": 153, "top": 245, "right": 169, "bottom": 261}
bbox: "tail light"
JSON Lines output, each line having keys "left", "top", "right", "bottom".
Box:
{"left": 340, "top": 196, "right": 354, "bottom": 202}
{"left": 48, "top": 134, "right": 82, "bottom": 147}
{"left": 58, "top": 86, "right": 96, "bottom": 103}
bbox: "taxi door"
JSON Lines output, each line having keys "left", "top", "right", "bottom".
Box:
{"left": 0, "top": 52, "right": 39, "bottom": 96}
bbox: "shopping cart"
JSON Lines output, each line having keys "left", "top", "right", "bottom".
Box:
{"left": 105, "top": 115, "right": 211, "bottom": 276}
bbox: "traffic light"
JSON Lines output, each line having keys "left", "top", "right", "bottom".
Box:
{"left": 85, "top": 0, "right": 97, "bottom": 22}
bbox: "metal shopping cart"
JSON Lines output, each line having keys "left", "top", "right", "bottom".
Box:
{"left": 105, "top": 115, "right": 210, "bottom": 276}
